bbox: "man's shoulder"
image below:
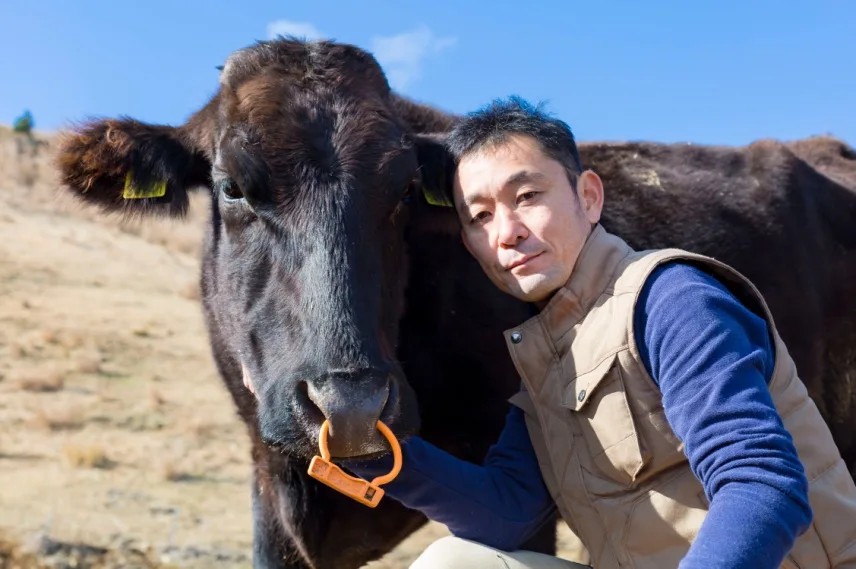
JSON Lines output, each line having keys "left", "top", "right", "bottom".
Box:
{"left": 635, "top": 259, "right": 768, "bottom": 345}
{"left": 644, "top": 260, "right": 726, "bottom": 291}
{"left": 637, "top": 259, "right": 738, "bottom": 316}
{"left": 611, "top": 245, "right": 722, "bottom": 296}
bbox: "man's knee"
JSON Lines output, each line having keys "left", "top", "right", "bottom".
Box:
{"left": 410, "top": 536, "right": 508, "bottom": 569}
{"left": 409, "top": 536, "right": 589, "bottom": 569}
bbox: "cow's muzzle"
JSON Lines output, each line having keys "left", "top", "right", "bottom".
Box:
{"left": 301, "top": 370, "right": 398, "bottom": 457}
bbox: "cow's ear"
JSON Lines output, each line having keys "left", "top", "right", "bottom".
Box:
{"left": 413, "top": 133, "right": 455, "bottom": 209}
{"left": 56, "top": 118, "right": 211, "bottom": 218}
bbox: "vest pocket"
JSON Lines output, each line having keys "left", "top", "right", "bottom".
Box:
{"left": 621, "top": 468, "right": 708, "bottom": 569}
{"left": 561, "top": 354, "right": 647, "bottom": 486}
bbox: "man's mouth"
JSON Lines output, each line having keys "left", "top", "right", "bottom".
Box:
{"left": 505, "top": 252, "right": 543, "bottom": 271}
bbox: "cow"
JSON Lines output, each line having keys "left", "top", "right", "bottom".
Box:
{"left": 55, "top": 37, "right": 856, "bottom": 568}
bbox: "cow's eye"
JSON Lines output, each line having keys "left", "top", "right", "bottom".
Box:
{"left": 218, "top": 179, "right": 244, "bottom": 202}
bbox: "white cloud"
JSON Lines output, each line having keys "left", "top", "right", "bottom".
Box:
{"left": 267, "top": 20, "right": 324, "bottom": 41}
{"left": 371, "top": 26, "right": 457, "bottom": 91}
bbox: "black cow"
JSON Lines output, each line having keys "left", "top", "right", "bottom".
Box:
{"left": 56, "top": 38, "right": 856, "bottom": 568}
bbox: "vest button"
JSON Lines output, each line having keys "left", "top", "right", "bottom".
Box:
{"left": 510, "top": 331, "right": 523, "bottom": 344}
{"left": 577, "top": 389, "right": 586, "bottom": 402}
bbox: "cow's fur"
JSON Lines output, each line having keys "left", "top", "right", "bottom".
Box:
{"left": 55, "top": 38, "right": 856, "bottom": 568}
{"left": 584, "top": 138, "right": 856, "bottom": 462}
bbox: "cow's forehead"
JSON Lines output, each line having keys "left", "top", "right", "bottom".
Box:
{"left": 215, "top": 75, "right": 402, "bottom": 161}
{"left": 210, "top": 40, "right": 413, "bottom": 191}
{"left": 219, "top": 39, "right": 389, "bottom": 97}
{"left": 211, "top": 86, "right": 413, "bottom": 201}
{"left": 216, "top": 40, "right": 396, "bottom": 140}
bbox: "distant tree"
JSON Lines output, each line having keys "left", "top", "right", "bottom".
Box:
{"left": 13, "top": 110, "right": 34, "bottom": 134}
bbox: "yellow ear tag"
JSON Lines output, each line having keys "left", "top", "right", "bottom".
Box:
{"left": 422, "top": 186, "right": 453, "bottom": 208}
{"left": 123, "top": 172, "right": 167, "bottom": 199}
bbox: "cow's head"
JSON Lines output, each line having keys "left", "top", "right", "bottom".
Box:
{"left": 56, "top": 39, "right": 456, "bottom": 458}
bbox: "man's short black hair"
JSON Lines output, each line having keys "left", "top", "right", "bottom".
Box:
{"left": 446, "top": 96, "right": 583, "bottom": 186}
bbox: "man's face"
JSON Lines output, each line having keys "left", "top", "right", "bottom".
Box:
{"left": 453, "top": 134, "right": 604, "bottom": 304}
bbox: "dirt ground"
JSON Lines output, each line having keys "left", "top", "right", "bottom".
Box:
{"left": 0, "top": 127, "right": 581, "bottom": 568}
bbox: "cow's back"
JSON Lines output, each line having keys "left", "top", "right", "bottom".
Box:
{"left": 580, "top": 138, "right": 856, "bottom": 470}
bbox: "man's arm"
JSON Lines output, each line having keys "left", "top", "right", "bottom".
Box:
{"left": 346, "top": 405, "right": 556, "bottom": 551}
{"left": 635, "top": 262, "right": 813, "bottom": 569}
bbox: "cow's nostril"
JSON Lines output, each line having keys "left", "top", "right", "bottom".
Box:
{"left": 296, "top": 381, "right": 325, "bottom": 426}
{"left": 303, "top": 373, "right": 391, "bottom": 456}
{"left": 379, "top": 375, "right": 399, "bottom": 424}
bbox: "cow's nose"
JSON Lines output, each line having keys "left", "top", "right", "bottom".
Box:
{"left": 304, "top": 372, "right": 391, "bottom": 457}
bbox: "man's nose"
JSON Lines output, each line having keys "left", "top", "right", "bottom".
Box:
{"left": 496, "top": 211, "right": 528, "bottom": 247}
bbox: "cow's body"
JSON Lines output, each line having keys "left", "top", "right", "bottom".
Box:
{"left": 55, "top": 38, "right": 856, "bottom": 569}
{"left": 588, "top": 137, "right": 856, "bottom": 462}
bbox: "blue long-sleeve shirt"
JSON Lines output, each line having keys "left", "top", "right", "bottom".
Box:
{"left": 348, "top": 262, "right": 812, "bottom": 568}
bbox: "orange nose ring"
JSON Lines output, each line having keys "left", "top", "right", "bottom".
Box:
{"left": 307, "top": 420, "right": 402, "bottom": 508}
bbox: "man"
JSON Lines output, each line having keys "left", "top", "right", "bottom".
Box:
{"left": 350, "top": 97, "right": 856, "bottom": 568}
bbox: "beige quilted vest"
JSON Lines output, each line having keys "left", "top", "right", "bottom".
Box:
{"left": 506, "top": 225, "right": 856, "bottom": 569}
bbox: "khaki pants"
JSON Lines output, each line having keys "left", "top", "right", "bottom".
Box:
{"left": 410, "top": 536, "right": 591, "bottom": 569}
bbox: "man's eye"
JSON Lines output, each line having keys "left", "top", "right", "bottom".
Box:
{"left": 518, "top": 191, "right": 538, "bottom": 203}
{"left": 470, "top": 211, "right": 491, "bottom": 224}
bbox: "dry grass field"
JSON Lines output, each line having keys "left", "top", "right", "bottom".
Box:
{"left": 0, "top": 126, "right": 581, "bottom": 568}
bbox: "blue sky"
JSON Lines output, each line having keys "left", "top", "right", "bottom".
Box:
{"left": 1, "top": 1, "right": 853, "bottom": 146}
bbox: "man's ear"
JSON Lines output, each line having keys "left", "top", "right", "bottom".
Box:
{"left": 577, "top": 169, "right": 604, "bottom": 224}
{"left": 413, "top": 133, "right": 455, "bottom": 208}
{"left": 56, "top": 117, "right": 212, "bottom": 218}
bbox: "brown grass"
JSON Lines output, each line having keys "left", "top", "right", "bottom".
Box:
{"left": 39, "top": 328, "right": 60, "bottom": 344}
{"left": 159, "top": 459, "right": 196, "bottom": 482}
{"left": 58, "top": 329, "right": 85, "bottom": 350}
{"left": 62, "top": 443, "right": 112, "bottom": 469}
{"left": 148, "top": 387, "right": 166, "bottom": 409}
{"left": 9, "top": 343, "right": 27, "bottom": 358}
{"left": 26, "top": 406, "right": 85, "bottom": 431}
{"left": 117, "top": 221, "right": 142, "bottom": 237}
{"left": 76, "top": 353, "right": 102, "bottom": 374}
{"left": 16, "top": 369, "right": 65, "bottom": 392}
{"left": 166, "top": 229, "right": 202, "bottom": 256}
{"left": 0, "top": 536, "right": 39, "bottom": 568}
{"left": 184, "top": 419, "right": 218, "bottom": 443}
{"left": 179, "top": 280, "right": 200, "bottom": 301}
